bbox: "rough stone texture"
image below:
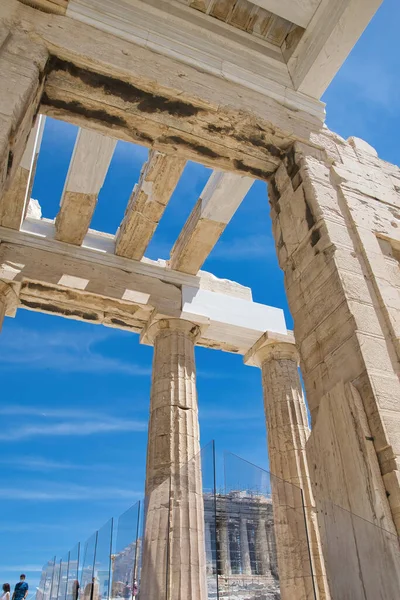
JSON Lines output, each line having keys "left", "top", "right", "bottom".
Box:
{"left": 269, "top": 132, "right": 400, "bottom": 597}
{"left": 0, "top": 28, "right": 48, "bottom": 210}
{"left": 246, "top": 336, "right": 329, "bottom": 600}
{"left": 116, "top": 150, "right": 186, "bottom": 260}
{"left": 55, "top": 128, "right": 116, "bottom": 245}
{"left": 0, "top": 114, "right": 45, "bottom": 229}
{"left": 139, "top": 319, "right": 207, "bottom": 600}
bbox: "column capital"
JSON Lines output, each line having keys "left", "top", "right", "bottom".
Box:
{"left": 244, "top": 330, "right": 298, "bottom": 367}
{"left": 140, "top": 317, "right": 201, "bottom": 346}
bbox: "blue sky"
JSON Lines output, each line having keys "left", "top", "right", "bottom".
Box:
{"left": 1, "top": 0, "right": 399, "bottom": 591}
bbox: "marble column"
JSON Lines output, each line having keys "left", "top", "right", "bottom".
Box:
{"left": 205, "top": 521, "right": 213, "bottom": 575}
{"left": 239, "top": 517, "right": 251, "bottom": 575}
{"left": 218, "top": 518, "right": 231, "bottom": 577}
{"left": 255, "top": 518, "right": 270, "bottom": 576}
{"left": 245, "top": 331, "right": 329, "bottom": 600}
{"left": 140, "top": 318, "right": 207, "bottom": 600}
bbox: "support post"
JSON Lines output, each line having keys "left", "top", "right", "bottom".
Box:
{"left": 218, "top": 517, "right": 231, "bottom": 577}
{"left": 140, "top": 319, "right": 207, "bottom": 600}
{"left": 245, "top": 332, "right": 329, "bottom": 599}
{"left": 239, "top": 517, "right": 251, "bottom": 576}
{"left": 255, "top": 518, "right": 270, "bottom": 576}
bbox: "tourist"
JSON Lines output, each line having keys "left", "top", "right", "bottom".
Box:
{"left": 1, "top": 584, "right": 10, "bottom": 600}
{"left": 132, "top": 580, "right": 138, "bottom": 598}
{"left": 12, "top": 576, "right": 28, "bottom": 600}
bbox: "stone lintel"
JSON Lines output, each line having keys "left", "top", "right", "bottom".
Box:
{"left": 140, "top": 317, "right": 201, "bottom": 346}
{"left": 244, "top": 330, "right": 298, "bottom": 367}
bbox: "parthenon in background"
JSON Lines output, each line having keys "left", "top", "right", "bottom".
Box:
{"left": 1, "top": 0, "right": 400, "bottom": 598}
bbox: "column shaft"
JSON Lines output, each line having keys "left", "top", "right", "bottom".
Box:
{"left": 239, "top": 517, "right": 251, "bottom": 575}
{"left": 140, "top": 319, "right": 207, "bottom": 600}
{"left": 260, "top": 347, "right": 327, "bottom": 599}
{"left": 255, "top": 518, "right": 270, "bottom": 576}
{"left": 217, "top": 517, "right": 231, "bottom": 577}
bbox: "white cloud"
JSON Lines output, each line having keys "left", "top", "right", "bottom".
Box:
{"left": 0, "top": 326, "right": 151, "bottom": 376}
{"left": 0, "top": 522, "right": 70, "bottom": 533}
{"left": 0, "top": 417, "right": 146, "bottom": 441}
{"left": 0, "top": 565, "right": 44, "bottom": 573}
{"left": 0, "top": 405, "right": 147, "bottom": 441}
{"left": 0, "top": 483, "right": 141, "bottom": 502}
{"left": 0, "top": 456, "right": 115, "bottom": 472}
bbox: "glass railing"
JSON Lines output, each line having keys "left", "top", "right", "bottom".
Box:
{"left": 65, "top": 543, "right": 80, "bottom": 600}
{"left": 36, "top": 442, "right": 400, "bottom": 600}
{"left": 111, "top": 502, "right": 141, "bottom": 600}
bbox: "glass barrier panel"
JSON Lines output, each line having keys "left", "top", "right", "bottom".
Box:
{"left": 223, "top": 452, "right": 316, "bottom": 600}
{"left": 139, "top": 476, "right": 171, "bottom": 600}
{"left": 38, "top": 559, "right": 54, "bottom": 600}
{"left": 200, "top": 442, "right": 219, "bottom": 599}
{"left": 58, "top": 553, "right": 70, "bottom": 600}
{"left": 43, "top": 557, "right": 57, "bottom": 600}
{"left": 135, "top": 499, "right": 145, "bottom": 594}
{"left": 94, "top": 518, "right": 113, "bottom": 600}
{"left": 80, "top": 531, "right": 98, "bottom": 600}
{"left": 317, "top": 498, "right": 400, "bottom": 600}
{"left": 111, "top": 502, "right": 141, "bottom": 600}
{"left": 50, "top": 560, "right": 62, "bottom": 600}
{"left": 36, "top": 562, "right": 49, "bottom": 600}
{"left": 66, "top": 543, "right": 80, "bottom": 600}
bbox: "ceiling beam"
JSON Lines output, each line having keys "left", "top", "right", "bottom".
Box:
{"left": 287, "top": 0, "right": 383, "bottom": 97}
{"left": 0, "top": 223, "right": 287, "bottom": 354}
{"left": 169, "top": 171, "right": 253, "bottom": 275}
{"left": 6, "top": 0, "right": 325, "bottom": 179}
{"left": 0, "top": 115, "right": 45, "bottom": 230}
{"left": 55, "top": 128, "right": 116, "bottom": 245}
{"left": 250, "top": 0, "right": 320, "bottom": 29}
{"left": 115, "top": 150, "right": 186, "bottom": 260}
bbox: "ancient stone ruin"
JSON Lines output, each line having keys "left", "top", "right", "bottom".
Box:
{"left": 1, "top": 0, "right": 399, "bottom": 598}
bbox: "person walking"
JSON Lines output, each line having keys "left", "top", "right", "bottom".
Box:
{"left": 1, "top": 584, "right": 10, "bottom": 600}
{"left": 12, "top": 575, "right": 28, "bottom": 600}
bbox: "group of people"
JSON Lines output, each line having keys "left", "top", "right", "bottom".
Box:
{"left": 2, "top": 575, "right": 28, "bottom": 600}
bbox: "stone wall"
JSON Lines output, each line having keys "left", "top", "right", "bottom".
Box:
{"left": 268, "top": 131, "right": 400, "bottom": 598}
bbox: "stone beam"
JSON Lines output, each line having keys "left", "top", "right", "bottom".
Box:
{"left": 0, "top": 221, "right": 287, "bottom": 353}
{"left": 115, "top": 150, "right": 186, "bottom": 260}
{"left": 0, "top": 115, "right": 45, "bottom": 230}
{"left": 55, "top": 128, "right": 116, "bottom": 245}
{"left": 249, "top": 0, "right": 319, "bottom": 28}
{"left": 169, "top": 171, "right": 253, "bottom": 275}
{"left": 1, "top": 1, "right": 326, "bottom": 179}
{"left": 288, "top": 0, "right": 383, "bottom": 96}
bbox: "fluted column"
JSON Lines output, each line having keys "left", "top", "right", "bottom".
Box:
{"left": 140, "top": 318, "right": 207, "bottom": 600}
{"left": 245, "top": 331, "right": 330, "bottom": 600}
{"left": 255, "top": 517, "right": 270, "bottom": 575}
{"left": 239, "top": 517, "right": 251, "bottom": 575}
{"left": 205, "top": 520, "right": 213, "bottom": 575}
{"left": 218, "top": 517, "right": 231, "bottom": 577}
